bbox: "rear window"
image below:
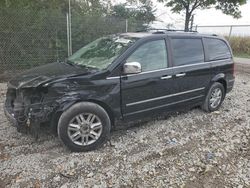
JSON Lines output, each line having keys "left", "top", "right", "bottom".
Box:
{"left": 171, "top": 38, "right": 204, "bottom": 66}
{"left": 204, "top": 38, "right": 232, "bottom": 61}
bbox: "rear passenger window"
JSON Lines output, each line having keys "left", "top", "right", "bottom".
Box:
{"left": 204, "top": 38, "right": 231, "bottom": 61}
{"left": 171, "top": 38, "right": 204, "bottom": 66}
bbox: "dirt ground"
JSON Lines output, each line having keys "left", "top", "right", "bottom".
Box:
{"left": 0, "top": 65, "right": 249, "bottom": 188}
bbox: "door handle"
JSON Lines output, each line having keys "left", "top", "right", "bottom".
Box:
{"left": 175, "top": 73, "right": 186, "bottom": 77}
{"left": 161, "top": 75, "right": 172, "bottom": 80}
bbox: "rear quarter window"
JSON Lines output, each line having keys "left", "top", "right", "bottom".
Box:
{"left": 171, "top": 38, "right": 204, "bottom": 66}
{"left": 204, "top": 38, "right": 232, "bottom": 61}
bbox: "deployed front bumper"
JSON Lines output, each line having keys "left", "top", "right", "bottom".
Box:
{"left": 4, "top": 87, "right": 54, "bottom": 130}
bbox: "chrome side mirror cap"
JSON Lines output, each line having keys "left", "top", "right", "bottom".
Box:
{"left": 123, "top": 62, "right": 141, "bottom": 74}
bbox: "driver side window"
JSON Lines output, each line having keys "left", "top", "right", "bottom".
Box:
{"left": 126, "top": 39, "right": 168, "bottom": 72}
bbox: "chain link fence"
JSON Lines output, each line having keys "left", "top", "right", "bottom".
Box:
{"left": 196, "top": 25, "right": 250, "bottom": 58}
{"left": 195, "top": 25, "right": 250, "bottom": 38}
{"left": 0, "top": 9, "right": 147, "bottom": 81}
{"left": 0, "top": 9, "right": 67, "bottom": 79}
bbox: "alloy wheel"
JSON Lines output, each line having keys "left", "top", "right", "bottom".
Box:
{"left": 67, "top": 113, "right": 103, "bottom": 146}
{"left": 209, "top": 88, "right": 222, "bottom": 109}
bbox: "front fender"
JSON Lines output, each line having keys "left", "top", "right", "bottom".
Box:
{"left": 56, "top": 93, "right": 82, "bottom": 112}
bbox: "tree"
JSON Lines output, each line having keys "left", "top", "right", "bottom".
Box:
{"left": 0, "top": 0, "right": 157, "bottom": 76}
{"left": 111, "top": 3, "right": 155, "bottom": 22}
{"left": 158, "top": 0, "right": 247, "bottom": 31}
{"left": 110, "top": 1, "right": 155, "bottom": 31}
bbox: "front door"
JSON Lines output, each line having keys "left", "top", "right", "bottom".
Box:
{"left": 121, "top": 39, "right": 176, "bottom": 119}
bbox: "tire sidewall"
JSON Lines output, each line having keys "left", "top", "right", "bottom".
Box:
{"left": 58, "top": 102, "right": 111, "bottom": 152}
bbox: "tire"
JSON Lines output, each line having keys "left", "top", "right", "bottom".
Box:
{"left": 58, "top": 102, "right": 111, "bottom": 152}
{"left": 202, "top": 82, "right": 225, "bottom": 112}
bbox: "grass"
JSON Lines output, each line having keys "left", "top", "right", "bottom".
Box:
{"left": 225, "top": 36, "right": 250, "bottom": 59}
{"left": 234, "top": 53, "right": 250, "bottom": 59}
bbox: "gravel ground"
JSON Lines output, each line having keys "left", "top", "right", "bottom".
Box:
{"left": 0, "top": 70, "right": 250, "bottom": 188}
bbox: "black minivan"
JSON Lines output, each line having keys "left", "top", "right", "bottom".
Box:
{"left": 4, "top": 31, "right": 235, "bottom": 152}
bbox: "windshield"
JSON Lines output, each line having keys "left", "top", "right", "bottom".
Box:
{"left": 67, "top": 35, "right": 138, "bottom": 70}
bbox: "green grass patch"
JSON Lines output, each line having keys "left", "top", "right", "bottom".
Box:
{"left": 234, "top": 53, "right": 250, "bottom": 59}
{"left": 225, "top": 36, "right": 250, "bottom": 59}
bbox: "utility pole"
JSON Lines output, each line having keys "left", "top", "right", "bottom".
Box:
{"left": 125, "top": 19, "right": 128, "bottom": 32}
{"left": 67, "top": 0, "right": 72, "bottom": 57}
{"left": 228, "top": 25, "right": 233, "bottom": 41}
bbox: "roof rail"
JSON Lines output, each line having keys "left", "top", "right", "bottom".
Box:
{"left": 136, "top": 28, "right": 198, "bottom": 33}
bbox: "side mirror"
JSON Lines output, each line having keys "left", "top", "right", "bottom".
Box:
{"left": 123, "top": 62, "right": 142, "bottom": 74}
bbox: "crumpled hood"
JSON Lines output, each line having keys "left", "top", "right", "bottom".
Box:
{"left": 9, "top": 62, "right": 92, "bottom": 89}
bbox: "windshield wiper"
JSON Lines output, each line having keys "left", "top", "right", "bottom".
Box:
{"left": 64, "top": 59, "right": 75, "bottom": 66}
{"left": 64, "top": 59, "right": 84, "bottom": 68}
{"left": 64, "top": 60, "right": 94, "bottom": 69}
{"left": 63, "top": 59, "right": 99, "bottom": 70}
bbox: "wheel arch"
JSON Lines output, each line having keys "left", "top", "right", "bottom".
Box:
{"left": 211, "top": 73, "right": 227, "bottom": 92}
{"left": 85, "top": 99, "right": 115, "bottom": 127}
{"left": 216, "top": 79, "right": 227, "bottom": 92}
{"left": 50, "top": 99, "right": 115, "bottom": 133}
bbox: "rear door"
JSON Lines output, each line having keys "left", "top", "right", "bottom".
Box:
{"left": 203, "top": 37, "right": 234, "bottom": 90}
{"left": 169, "top": 36, "right": 211, "bottom": 103}
{"left": 121, "top": 38, "right": 176, "bottom": 119}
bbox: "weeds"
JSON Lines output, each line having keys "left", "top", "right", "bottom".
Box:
{"left": 225, "top": 36, "right": 250, "bottom": 58}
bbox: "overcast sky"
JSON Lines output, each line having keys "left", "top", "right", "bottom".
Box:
{"left": 112, "top": 0, "right": 250, "bottom": 35}
{"left": 153, "top": 0, "right": 250, "bottom": 26}
{"left": 153, "top": 0, "right": 250, "bottom": 35}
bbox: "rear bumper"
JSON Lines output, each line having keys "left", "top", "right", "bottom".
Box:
{"left": 3, "top": 104, "right": 17, "bottom": 127}
{"left": 227, "top": 78, "right": 235, "bottom": 93}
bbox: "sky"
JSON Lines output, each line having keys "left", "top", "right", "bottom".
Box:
{"left": 153, "top": 0, "right": 250, "bottom": 25}
{"left": 112, "top": 0, "right": 250, "bottom": 36}
{"left": 153, "top": 0, "right": 250, "bottom": 35}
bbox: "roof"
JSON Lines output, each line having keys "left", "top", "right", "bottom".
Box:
{"left": 120, "top": 32, "right": 153, "bottom": 38}
{"left": 119, "top": 30, "right": 220, "bottom": 39}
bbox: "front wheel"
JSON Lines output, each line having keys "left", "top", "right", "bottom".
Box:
{"left": 202, "top": 82, "right": 225, "bottom": 112}
{"left": 58, "top": 102, "right": 111, "bottom": 152}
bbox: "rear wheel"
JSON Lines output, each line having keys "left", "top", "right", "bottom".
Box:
{"left": 58, "top": 102, "right": 111, "bottom": 152}
{"left": 202, "top": 82, "right": 225, "bottom": 112}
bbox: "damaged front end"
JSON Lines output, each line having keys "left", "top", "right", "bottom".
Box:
{"left": 4, "top": 85, "right": 57, "bottom": 138}
{"left": 4, "top": 62, "right": 99, "bottom": 138}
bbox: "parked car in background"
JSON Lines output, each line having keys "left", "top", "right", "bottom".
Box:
{"left": 4, "top": 30, "right": 235, "bottom": 152}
